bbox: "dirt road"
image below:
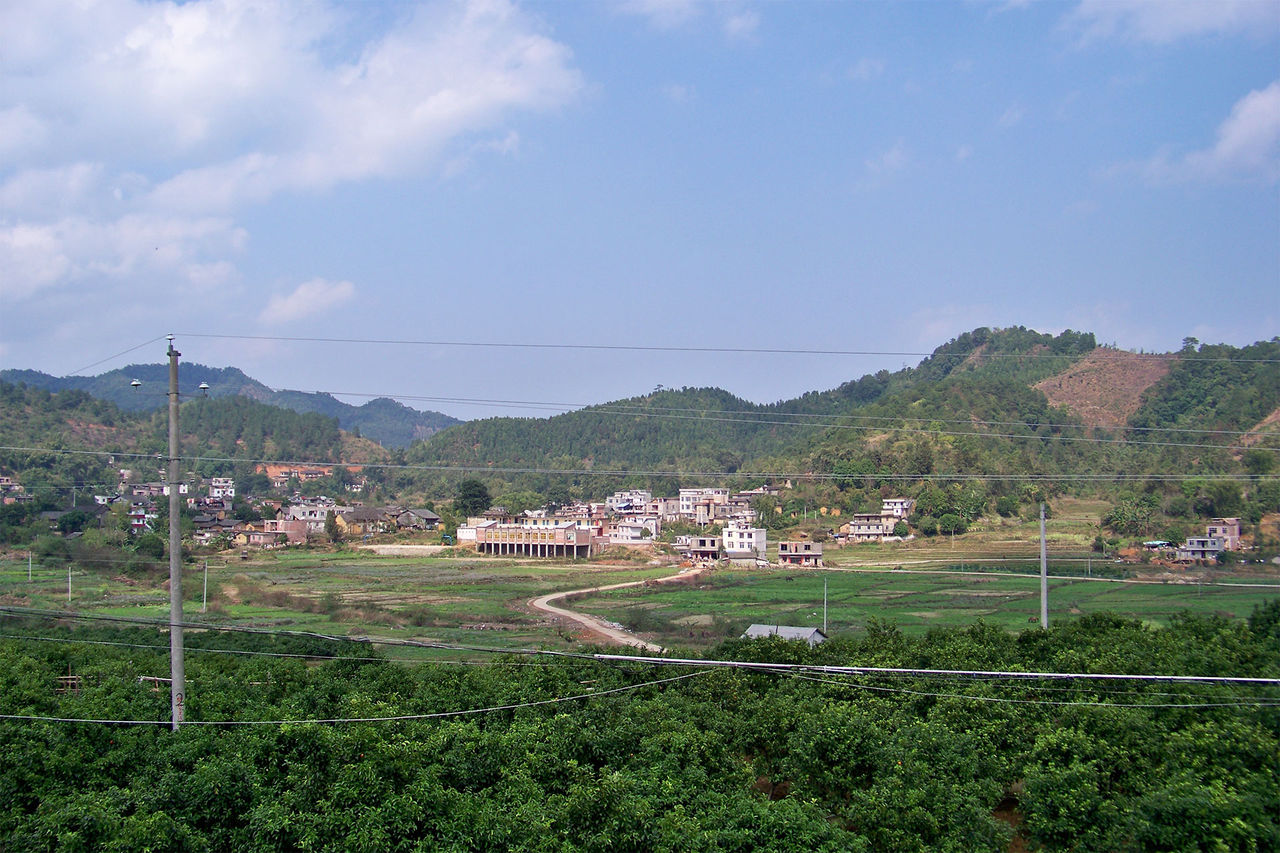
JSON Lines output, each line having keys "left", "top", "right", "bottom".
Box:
{"left": 528, "top": 566, "right": 707, "bottom": 652}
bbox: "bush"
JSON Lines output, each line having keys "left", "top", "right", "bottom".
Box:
{"left": 995, "top": 496, "right": 1019, "bottom": 517}
{"left": 917, "top": 516, "right": 939, "bottom": 537}
{"left": 135, "top": 533, "right": 165, "bottom": 560}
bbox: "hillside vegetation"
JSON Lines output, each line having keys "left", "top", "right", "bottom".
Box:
{"left": 0, "top": 364, "right": 459, "bottom": 449}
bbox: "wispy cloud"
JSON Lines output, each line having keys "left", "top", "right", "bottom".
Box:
{"left": 1066, "top": 0, "right": 1280, "bottom": 44}
{"left": 723, "top": 10, "right": 759, "bottom": 40}
{"left": 259, "top": 278, "right": 355, "bottom": 325}
{"left": 663, "top": 83, "right": 696, "bottom": 103}
{"left": 865, "top": 141, "right": 908, "bottom": 177}
{"left": 848, "top": 57, "right": 885, "bottom": 81}
{"left": 1139, "top": 81, "right": 1280, "bottom": 184}
{"left": 619, "top": 0, "right": 701, "bottom": 29}
{"left": 619, "top": 0, "right": 760, "bottom": 39}
{"left": 998, "top": 104, "right": 1025, "bottom": 128}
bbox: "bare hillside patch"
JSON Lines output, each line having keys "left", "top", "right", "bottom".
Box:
{"left": 1242, "top": 407, "right": 1280, "bottom": 447}
{"left": 1034, "top": 350, "right": 1171, "bottom": 430}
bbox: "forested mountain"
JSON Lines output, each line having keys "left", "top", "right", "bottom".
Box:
{"left": 3, "top": 327, "right": 1277, "bottom": 511}
{"left": 0, "top": 381, "right": 351, "bottom": 503}
{"left": 0, "top": 364, "right": 459, "bottom": 449}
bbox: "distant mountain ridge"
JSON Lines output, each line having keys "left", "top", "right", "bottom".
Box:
{"left": 0, "top": 364, "right": 460, "bottom": 449}
{"left": 406, "top": 328, "right": 1280, "bottom": 492}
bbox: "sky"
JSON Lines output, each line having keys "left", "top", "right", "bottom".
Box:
{"left": 1, "top": 0, "right": 1278, "bottom": 420}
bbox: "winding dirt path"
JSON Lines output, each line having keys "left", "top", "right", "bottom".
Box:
{"left": 528, "top": 566, "right": 708, "bottom": 652}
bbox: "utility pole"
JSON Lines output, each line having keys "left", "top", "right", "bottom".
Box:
{"left": 67, "top": 564, "right": 71, "bottom": 602}
{"left": 28, "top": 551, "right": 32, "bottom": 582}
{"left": 1040, "top": 502, "right": 1048, "bottom": 629}
{"left": 823, "top": 576, "right": 828, "bottom": 634}
{"left": 202, "top": 560, "right": 208, "bottom": 613}
{"left": 166, "top": 335, "right": 185, "bottom": 729}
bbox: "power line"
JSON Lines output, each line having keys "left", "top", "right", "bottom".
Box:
{"left": 307, "top": 391, "right": 1276, "bottom": 452}
{"left": 5, "top": 606, "right": 1275, "bottom": 688}
{"left": 589, "top": 652, "right": 1280, "bottom": 686}
{"left": 66, "top": 336, "right": 169, "bottom": 377}
{"left": 0, "top": 670, "right": 715, "bottom": 727}
{"left": 320, "top": 390, "right": 1274, "bottom": 439}
{"left": 786, "top": 673, "right": 1280, "bottom": 709}
{"left": 0, "top": 633, "right": 579, "bottom": 667}
{"left": 178, "top": 333, "right": 1280, "bottom": 364}
{"left": 3, "top": 445, "right": 1276, "bottom": 483}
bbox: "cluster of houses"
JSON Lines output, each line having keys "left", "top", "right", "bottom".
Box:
{"left": 210, "top": 497, "right": 440, "bottom": 549}
{"left": 0, "top": 476, "right": 27, "bottom": 504}
{"left": 456, "top": 489, "right": 916, "bottom": 565}
{"left": 458, "top": 487, "right": 780, "bottom": 562}
{"left": 257, "top": 463, "right": 366, "bottom": 493}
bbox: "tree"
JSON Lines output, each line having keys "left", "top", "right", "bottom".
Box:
{"left": 1243, "top": 449, "right": 1275, "bottom": 478}
{"left": 324, "top": 509, "right": 341, "bottom": 543}
{"left": 454, "top": 480, "right": 492, "bottom": 517}
{"left": 544, "top": 482, "right": 572, "bottom": 512}
{"left": 135, "top": 532, "right": 165, "bottom": 559}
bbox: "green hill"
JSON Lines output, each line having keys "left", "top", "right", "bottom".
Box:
{"left": 0, "top": 364, "right": 459, "bottom": 449}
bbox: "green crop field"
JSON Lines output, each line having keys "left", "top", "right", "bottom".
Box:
{"left": 568, "top": 566, "right": 1280, "bottom": 650}
{"left": 3, "top": 548, "right": 1277, "bottom": 655}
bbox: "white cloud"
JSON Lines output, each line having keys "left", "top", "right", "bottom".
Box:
{"left": 0, "top": 214, "right": 246, "bottom": 301}
{"left": 723, "top": 10, "right": 759, "bottom": 40}
{"left": 1141, "top": 81, "right": 1280, "bottom": 184}
{"left": 848, "top": 58, "right": 885, "bottom": 82}
{"left": 259, "top": 278, "right": 356, "bottom": 325}
{"left": 955, "top": 145, "right": 973, "bottom": 162}
{"left": 618, "top": 0, "right": 760, "bottom": 40}
{"left": 998, "top": 104, "right": 1025, "bottom": 128}
{"left": 865, "top": 141, "right": 908, "bottom": 176}
{"left": 0, "top": 0, "right": 582, "bottom": 325}
{"left": 663, "top": 83, "right": 696, "bottom": 103}
{"left": 1067, "top": 0, "right": 1280, "bottom": 44}
{"left": 0, "top": 106, "right": 48, "bottom": 160}
{"left": 619, "top": 0, "right": 701, "bottom": 29}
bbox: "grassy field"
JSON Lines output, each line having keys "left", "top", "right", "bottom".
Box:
{"left": 2, "top": 507, "right": 1277, "bottom": 657}
{"left": 0, "top": 551, "right": 678, "bottom": 655}
{"left": 568, "top": 566, "right": 1280, "bottom": 650}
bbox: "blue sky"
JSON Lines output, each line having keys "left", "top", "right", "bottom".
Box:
{"left": 1, "top": 0, "right": 1277, "bottom": 419}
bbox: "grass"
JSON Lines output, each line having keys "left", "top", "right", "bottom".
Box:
{"left": 568, "top": 566, "right": 1279, "bottom": 650}
{"left": 2, "top": 514, "right": 1276, "bottom": 657}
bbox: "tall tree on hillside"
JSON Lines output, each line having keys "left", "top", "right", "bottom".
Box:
{"left": 455, "top": 480, "right": 492, "bottom": 517}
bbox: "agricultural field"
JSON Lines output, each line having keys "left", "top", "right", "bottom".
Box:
{"left": 0, "top": 549, "right": 677, "bottom": 657}
{"left": 3, "top": 534, "right": 1277, "bottom": 656}
{"left": 569, "top": 567, "right": 1280, "bottom": 650}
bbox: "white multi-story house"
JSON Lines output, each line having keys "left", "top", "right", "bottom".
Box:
{"left": 1177, "top": 537, "right": 1225, "bottom": 562}
{"left": 209, "top": 478, "right": 236, "bottom": 500}
{"left": 679, "top": 488, "right": 729, "bottom": 521}
{"left": 881, "top": 498, "right": 915, "bottom": 519}
{"left": 723, "top": 519, "right": 766, "bottom": 560}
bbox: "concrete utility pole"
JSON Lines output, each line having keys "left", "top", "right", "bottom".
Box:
{"left": 167, "top": 335, "right": 185, "bottom": 729}
{"left": 823, "top": 576, "right": 828, "bottom": 634}
{"left": 1040, "top": 502, "right": 1049, "bottom": 629}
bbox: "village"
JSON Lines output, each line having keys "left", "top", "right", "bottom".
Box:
{"left": 1, "top": 470, "right": 1252, "bottom": 571}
